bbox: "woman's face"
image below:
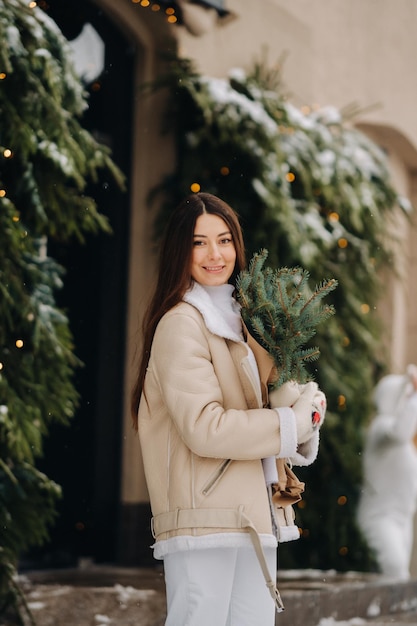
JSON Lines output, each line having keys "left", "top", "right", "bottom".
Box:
{"left": 191, "top": 213, "right": 236, "bottom": 286}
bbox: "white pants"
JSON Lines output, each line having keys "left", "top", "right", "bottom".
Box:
{"left": 163, "top": 546, "right": 277, "bottom": 626}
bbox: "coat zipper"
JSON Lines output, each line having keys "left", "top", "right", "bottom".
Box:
{"left": 202, "top": 458, "right": 232, "bottom": 495}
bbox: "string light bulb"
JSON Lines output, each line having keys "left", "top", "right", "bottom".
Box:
{"left": 190, "top": 182, "right": 200, "bottom": 193}
{"left": 338, "top": 394, "right": 346, "bottom": 409}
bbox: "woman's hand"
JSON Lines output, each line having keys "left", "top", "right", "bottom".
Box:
{"left": 269, "top": 381, "right": 327, "bottom": 445}
{"left": 312, "top": 388, "right": 327, "bottom": 429}
{"left": 268, "top": 380, "right": 300, "bottom": 408}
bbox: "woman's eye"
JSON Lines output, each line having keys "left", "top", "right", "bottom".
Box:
{"left": 220, "top": 238, "right": 232, "bottom": 245}
{"left": 193, "top": 240, "right": 205, "bottom": 246}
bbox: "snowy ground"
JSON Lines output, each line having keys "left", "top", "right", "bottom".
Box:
{"left": 26, "top": 584, "right": 165, "bottom": 626}
{"left": 2, "top": 567, "right": 416, "bottom": 626}
{"left": 9, "top": 579, "right": 167, "bottom": 626}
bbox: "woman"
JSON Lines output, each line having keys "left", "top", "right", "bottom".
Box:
{"left": 131, "top": 192, "right": 326, "bottom": 625}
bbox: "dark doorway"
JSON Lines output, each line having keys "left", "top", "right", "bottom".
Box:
{"left": 27, "top": 0, "right": 134, "bottom": 568}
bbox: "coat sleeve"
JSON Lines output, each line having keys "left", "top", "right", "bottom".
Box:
{"left": 149, "top": 309, "right": 296, "bottom": 461}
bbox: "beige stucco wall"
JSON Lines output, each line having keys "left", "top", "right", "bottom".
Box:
{"left": 181, "top": 0, "right": 417, "bottom": 148}
{"left": 92, "top": 0, "right": 417, "bottom": 572}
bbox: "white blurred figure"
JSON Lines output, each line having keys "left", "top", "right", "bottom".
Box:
{"left": 357, "top": 365, "right": 417, "bottom": 580}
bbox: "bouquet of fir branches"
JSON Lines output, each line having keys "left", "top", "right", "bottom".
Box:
{"left": 236, "top": 249, "right": 338, "bottom": 390}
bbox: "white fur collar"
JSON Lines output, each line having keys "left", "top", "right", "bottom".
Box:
{"left": 183, "top": 282, "right": 243, "bottom": 342}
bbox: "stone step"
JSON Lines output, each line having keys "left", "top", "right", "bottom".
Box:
{"left": 22, "top": 566, "right": 417, "bottom": 626}
{"left": 277, "top": 570, "right": 417, "bottom": 625}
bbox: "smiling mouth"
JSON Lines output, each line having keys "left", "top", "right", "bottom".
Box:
{"left": 204, "top": 266, "right": 224, "bottom": 272}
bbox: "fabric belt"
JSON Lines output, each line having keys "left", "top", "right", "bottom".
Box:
{"left": 151, "top": 505, "right": 284, "bottom": 612}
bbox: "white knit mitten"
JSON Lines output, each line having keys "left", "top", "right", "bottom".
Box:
{"left": 268, "top": 381, "right": 301, "bottom": 408}
{"left": 292, "top": 382, "right": 319, "bottom": 444}
{"left": 312, "top": 389, "right": 327, "bottom": 429}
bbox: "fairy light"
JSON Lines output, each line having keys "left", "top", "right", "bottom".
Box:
{"left": 3, "top": 149, "right": 12, "bottom": 158}
{"left": 338, "top": 394, "right": 346, "bottom": 409}
{"left": 220, "top": 166, "right": 230, "bottom": 176}
{"left": 134, "top": 1, "right": 173, "bottom": 20}
{"left": 360, "top": 303, "right": 370, "bottom": 314}
{"left": 328, "top": 211, "right": 339, "bottom": 222}
{"left": 190, "top": 182, "right": 200, "bottom": 193}
{"left": 12, "top": 215, "right": 20, "bottom": 222}
{"left": 337, "top": 237, "right": 348, "bottom": 249}
{"left": 0, "top": 362, "right": 3, "bottom": 371}
{"left": 0, "top": 73, "right": 6, "bottom": 80}
{"left": 0, "top": 189, "right": 6, "bottom": 197}
{"left": 339, "top": 546, "right": 348, "bottom": 556}
{"left": 16, "top": 339, "right": 24, "bottom": 349}
{"left": 285, "top": 172, "right": 295, "bottom": 183}
{"left": 28, "top": 1, "right": 37, "bottom": 7}
{"left": 337, "top": 495, "right": 347, "bottom": 506}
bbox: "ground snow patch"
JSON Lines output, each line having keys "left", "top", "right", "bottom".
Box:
{"left": 27, "top": 601, "right": 46, "bottom": 611}
{"left": 366, "top": 598, "right": 381, "bottom": 617}
{"left": 114, "top": 583, "right": 156, "bottom": 609}
{"left": 317, "top": 618, "right": 367, "bottom": 625}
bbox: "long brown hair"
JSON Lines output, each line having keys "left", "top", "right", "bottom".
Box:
{"left": 130, "top": 192, "right": 246, "bottom": 429}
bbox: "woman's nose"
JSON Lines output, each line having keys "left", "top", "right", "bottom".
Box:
{"left": 208, "top": 242, "right": 221, "bottom": 259}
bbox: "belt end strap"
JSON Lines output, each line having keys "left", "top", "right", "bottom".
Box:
{"left": 267, "top": 581, "right": 285, "bottom": 613}
{"left": 241, "top": 510, "right": 285, "bottom": 613}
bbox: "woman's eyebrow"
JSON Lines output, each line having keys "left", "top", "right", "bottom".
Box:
{"left": 193, "top": 231, "right": 232, "bottom": 238}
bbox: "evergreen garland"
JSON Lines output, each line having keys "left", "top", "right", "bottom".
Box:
{"left": 236, "top": 249, "right": 338, "bottom": 387}
{"left": 0, "top": 0, "right": 124, "bottom": 620}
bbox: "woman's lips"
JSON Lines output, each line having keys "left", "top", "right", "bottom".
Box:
{"left": 204, "top": 266, "right": 224, "bottom": 272}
